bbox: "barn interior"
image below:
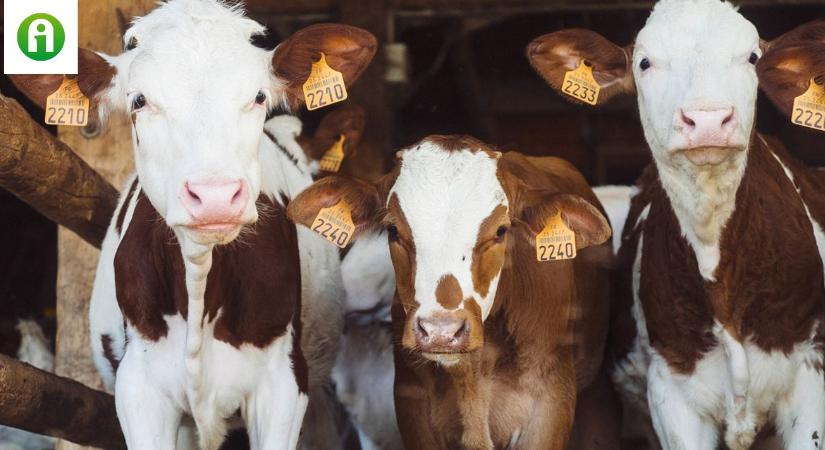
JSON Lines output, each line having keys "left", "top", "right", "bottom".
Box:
{"left": 0, "top": 0, "right": 824, "bottom": 448}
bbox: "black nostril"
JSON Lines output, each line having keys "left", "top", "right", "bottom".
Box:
{"left": 231, "top": 187, "right": 243, "bottom": 203}
{"left": 416, "top": 319, "right": 428, "bottom": 337}
{"left": 455, "top": 320, "right": 467, "bottom": 338}
{"left": 722, "top": 110, "right": 734, "bottom": 126}
{"left": 681, "top": 111, "right": 695, "bottom": 127}
{"left": 186, "top": 186, "right": 202, "bottom": 204}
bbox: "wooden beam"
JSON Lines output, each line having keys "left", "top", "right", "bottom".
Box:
{"left": 0, "top": 95, "right": 117, "bottom": 248}
{"left": 0, "top": 355, "right": 125, "bottom": 449}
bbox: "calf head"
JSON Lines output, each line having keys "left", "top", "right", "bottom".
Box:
{"left": 10, "top": 0, "right": 375, "bottom": 245}
{"left": 528, "top": 0, "right": 825, "bottom": 170}
{"left": 288, "top": 135, "right": 609, "bottom": 364}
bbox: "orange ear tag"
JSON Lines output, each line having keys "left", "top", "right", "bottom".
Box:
{"left": 311, "top": 200, "right": 355, "bottom": 248}
{"left": 302, "top": 53, "right": 348, "bottom": 111}
{"left": 561, "top": 60, "right": 600, "bottom": 106}
{"left": 791, "top": 78, "right": 825, "bottom": 132}
{"left": 319, "top": 134, "right": 346, "bottom": 172}
{"left": 44, "top": 77, "right": 90, "bottom": 127}
{"left": 535, "top": 212, "right": 577, "bottom": 262}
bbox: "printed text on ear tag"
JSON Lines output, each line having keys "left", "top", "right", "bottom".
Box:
{"left": 561, "top": 60, "right": 600, "bottom": 106}
{"left": 45, "top": 77, "right": 90, "bottom": 127}
{"left": 311, "top": 201, "right": 355, "bottom": 248}
{"left": 320, "top": 134, "right": 346, "bottom": 172}
{"left": 792, "top": 78, "right": 825, "bottom": 132}
{"left": 303, "top": 53, "right": 348, "bottom": 111}
{"left": 536, "top": 212, "right": 576, "bottom": 262}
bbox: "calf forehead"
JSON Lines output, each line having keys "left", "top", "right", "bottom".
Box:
{"left": 637, "top": 0, "right": 758, "bottom": 57}
{"left": 390, "top": 142, "right": 507, "bottom": 251}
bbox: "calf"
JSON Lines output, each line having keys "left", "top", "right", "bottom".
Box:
{"left": 11, "top": 1, "right": 375, "bottom": 449}
{"left": 288, "top": 135, "right": 618, "bottom": 449}
{"left": 528, "top": 2, "right": 825, "bottom": 449}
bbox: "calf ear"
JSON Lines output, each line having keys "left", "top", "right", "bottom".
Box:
{"left": 758, "top": 21, "right": 825, "bottom": 118}
{"left": 516, "top": 191, "right": 611, "bottom": 250}
{"left": 307, "top": 104, "right": 366, "bottom": 161}
{"left": 7, "top": 48, "right": 115, "bottom": 109}
{"left": 527, "top": 29, "right": 634, "bottom": 106}
{"left": 272, "top": 24, "right": 377, "bottom": 111}
{"left": 287, "top": 175, "right": 381, "bottom": 241}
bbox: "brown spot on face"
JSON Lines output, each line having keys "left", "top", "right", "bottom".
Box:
{"left": 100, "top": 334, "right": 120, "bottom": 374}
{"left": 435, "top": 274, "right": 462, "bottom": 310}
{"left": 462, "top": 298, "right": 484, "bottom": 351}
{"left": 471, "top": 204, "right": 508, "bottom": 298}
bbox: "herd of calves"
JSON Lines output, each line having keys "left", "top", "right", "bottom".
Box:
{"left": 3, "top": 0, "right": 825, "bottom": 449}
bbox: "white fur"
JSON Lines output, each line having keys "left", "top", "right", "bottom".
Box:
{"left": 390, "top": 142, "right": 507, "bottom": 323}
{"left": 593, "top": 185, "right": 634, "bottom": 254}
{"left": 0, "top": 321, "right": 55, "bottom": 450}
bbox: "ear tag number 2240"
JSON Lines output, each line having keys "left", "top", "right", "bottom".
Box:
{"left": 535, "top": 212, "right": 576, "bottom": 262}
{"left": 311, "top": 201, "right": 355, "bottom": 248}
{"left": 303, "top": 53, "right": 348, "bottom": 111}
{"left": 792, "top": 78, "right": 825, "bottom": 132}
{"left": 45, "top": 77, "right": 90, "bottom": 127}
{"left": 562, "top": 60, "right": 600, "bottom": 106}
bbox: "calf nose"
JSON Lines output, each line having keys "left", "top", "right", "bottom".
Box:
{"left": 415, "top": 314, "right": 469, "bottom": 352}
{"left": 180, "top": 178, "right": 248, "bottom": 225}
{"left": 677, "top": 107, "right": 737, "bottom": 147}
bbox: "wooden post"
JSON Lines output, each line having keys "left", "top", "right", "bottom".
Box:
{"left": 53, "top": 2, "right": 153, "bottom": 449}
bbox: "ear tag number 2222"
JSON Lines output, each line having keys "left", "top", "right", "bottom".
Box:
{"left": 303, "top": 53, "right": 348, "bottom": 111}
{"left": 792, "top": 78, "right": 825, "bottom": 132}
{"left": 45, "top": 77, "right": 90, "bottom": 127}
{"left": 311, "top": 201, "right": 355, "bottom": 248}
{"left": 536, "top": 212, "right": 576, "bottom": 262}
{"left": 562, "top": 60, "right": 600, "bottom": 106}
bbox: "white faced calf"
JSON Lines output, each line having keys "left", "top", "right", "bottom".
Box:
{"left": 11, "top": 1, "right": 375, "bottom": 449}
{"left": 529, "top": 2, "right": 825, "bottom": 449}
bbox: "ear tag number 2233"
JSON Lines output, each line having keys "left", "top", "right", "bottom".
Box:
{"left": 311, "top": 201, "right": 355, "bottom": 248}
{"left": 792, "top": 78, "right": 825, "bottom": 132}
{"left": 45, "top": 77, "right": 90, "bottom": 127}
{"left": 303, "top": 53, "right": 348, "bottom": 111}
{"left": 562, "top": 60, "right": 600, "bottom": 106}
{"left": 536, "top": 212, "right": 576, "bottom": 262}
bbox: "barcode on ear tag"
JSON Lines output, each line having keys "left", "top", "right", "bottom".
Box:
{"left": 45, "top": 77, "right": 90, "bottom": 127}
{"left": 561, "top": 61, "right": 600, "bottom": 106}
{"left": 311, "top": 201, "right": 355, "bottom": 248}
{"left": 319, "top": 134, "right": 346, "bottom": 172}
{"left": 303, "top": 53, "right": 348, "bottom": 111}
{"left": 536, "top": 212, "right": 576, "bottom": 262}
{"left": 792, "top": 78, "right": 825, "bottom": 132}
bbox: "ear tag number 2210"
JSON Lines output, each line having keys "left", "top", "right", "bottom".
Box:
{"left": 303, "top": 53, "right": 348, "bottom": 111}
{"left": 792, "top": 78, "right": 825, "bottom": 132}
{"left": 535, "top": 212, "right": 576, "bottom": 262}
{"left": 311, "top": 201, "right": 355, "bottom": 248}
{"left": 562, "top": 60, "right": 600, "bottom": 106}
{"left": 45, "top": 77, "right": 90, "bottom": 127}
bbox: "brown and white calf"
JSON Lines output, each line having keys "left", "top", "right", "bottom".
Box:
{"left": 288, "top": 135, "right": 619, "bottom": 449}
{"left": 529, "top": 2, "right": 825, "bottom": 449}
{"left": 11, "top": 1, "right": 375, "bottom": 449}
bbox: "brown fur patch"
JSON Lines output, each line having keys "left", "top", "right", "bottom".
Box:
{"left": 114, "top": 189, "right": 301, "bottom": 350}
{"left": 471, "top": 205, "right": 509, "bottom": 299}
{"left": 435, "top": 274, "right": 462, "bottom": 310}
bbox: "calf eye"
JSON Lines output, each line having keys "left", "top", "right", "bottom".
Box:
{"left": 639, "top": 58, "right": 651, "bottom": 71}
{"left": 131, "top": 94, "right": 146, "bottom": 111}
{"left": 496, "top": 226, "right": 508, "bottom": 240}
{"left": 255, "top": 91, "right": 267, "bottom": 105}
{"left": 386, "top": 224, "right": 399, "bottom": 241}
{"left": 748, "top": 52, "right": 759, "bottom": 65}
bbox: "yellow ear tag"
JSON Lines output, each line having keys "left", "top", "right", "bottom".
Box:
{"left": 303, "top": 53, "right": 348, "bottom": 111}
{"left": 561, "top": 60, "right": 600, "bottom": 106}
{"left": 535, "top": 212, "right": 577, "bottom": 262}
{"left": 791, "top": 78, "right": 825, "bottom": 132}
{"left": 311, "top": 200, "right": 355, "bottom": 248}
{"left": 319, "top": 134, "right": 346, "bottom": 172}
{"left": 45, "top": 77, "right": 90, "bottom": 127}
